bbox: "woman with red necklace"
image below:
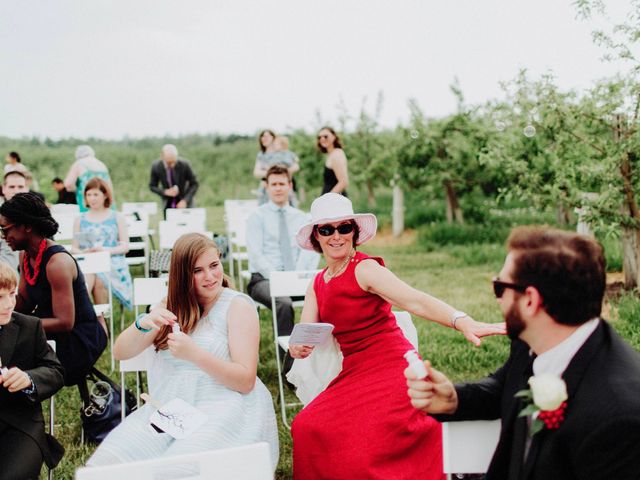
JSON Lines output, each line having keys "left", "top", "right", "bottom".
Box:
{"left": 0, "top": 192, "right": 107, "bottom": 386}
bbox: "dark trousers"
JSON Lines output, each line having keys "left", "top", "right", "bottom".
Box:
{"left": 247, "top": 273, "right": 301, "bottom": 376}
{"left": 0, "top": 421, "right": 44, "bottom": 480}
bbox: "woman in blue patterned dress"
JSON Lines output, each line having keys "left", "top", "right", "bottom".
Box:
{"left": 71, "top": 177, "right": 133, "bottom": 310}
{"left": 86, "top": 233, "right": 279, "bottom": 473}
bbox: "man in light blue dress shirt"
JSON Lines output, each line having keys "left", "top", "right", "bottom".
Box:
{"left": 246, "top": 165, "right": 318, "bottom": 375}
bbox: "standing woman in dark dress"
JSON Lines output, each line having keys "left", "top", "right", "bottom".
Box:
{"left": 318, "top": 126, "right": 349, "bottom": 196}
{"left": 0, "top": 192, "right": 107, "bottom": 386}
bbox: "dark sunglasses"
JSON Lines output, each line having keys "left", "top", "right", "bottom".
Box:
{"left": 492, "top": 278, "right": 527, "bottom": 298}
{"left": 316, "top": 223, "right": 355, "bottom": 237}
{"left": 317, "top": 134, "right": 330, "bottom": 140}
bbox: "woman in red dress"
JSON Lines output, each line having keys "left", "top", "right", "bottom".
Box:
{"left": 289, "top": 193, "right": 505, "bottom": 479}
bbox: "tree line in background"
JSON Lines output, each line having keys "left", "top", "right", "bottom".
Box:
{"left": 1, "top": 1, "right": 638, "bottom": 285}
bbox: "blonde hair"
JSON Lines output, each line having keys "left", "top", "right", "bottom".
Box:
{"left": 153, "top": 233, "right": 233, "bottom": 351}
{"left": 0, "top": 261, "right": 18, "bottom": 291}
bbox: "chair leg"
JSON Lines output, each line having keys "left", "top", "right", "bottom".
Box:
{"left": 271, "top": 299, "right": 291, "bottom": 429}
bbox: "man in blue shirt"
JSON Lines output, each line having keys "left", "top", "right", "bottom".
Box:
{"left": 246, "top": 165, "right": 318, "bottom": 374}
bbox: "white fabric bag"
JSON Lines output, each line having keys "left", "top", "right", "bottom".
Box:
{"left": 286, "top": 312, "right": 419, "bottom": 405}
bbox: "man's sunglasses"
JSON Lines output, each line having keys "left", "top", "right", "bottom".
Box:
{"left": 316, "top": 223, "right": 355, "bottom": 237}
{"left": 492, "top": 278, "right": 527, "bottom": 298}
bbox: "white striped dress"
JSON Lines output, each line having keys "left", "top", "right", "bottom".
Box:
{"left": 87, "top": 289, "right": 279, "bottom": 473}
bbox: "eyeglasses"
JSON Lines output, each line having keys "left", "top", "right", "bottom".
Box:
{"left": 316, "top": 223, "right": 355, "bottom": 236}
{"left": 317, "top": 134, "right": 329, "bottom": 140}
{"left": 492, "top": 278, "right": 527, "bottom": 298}
{"left": 0, "top": 224, "right": 15, "bottom": 239}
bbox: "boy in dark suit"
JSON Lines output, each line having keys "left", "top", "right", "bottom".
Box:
{"left": 0, "top": 261, "right": 65, "bottom": 479}
{"left": 406, "top": 226, "right": 640, "bottom": 480}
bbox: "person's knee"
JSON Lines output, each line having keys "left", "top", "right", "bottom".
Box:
{"left": 277, "top": 296, "right": 293, "bottom": 309}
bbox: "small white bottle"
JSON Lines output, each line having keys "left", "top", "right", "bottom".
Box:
{"left": 404, "top": 350, "right": 428, "bottom": 379}
{"left": 172, "top": 322, "right": 181, "bottom": 334}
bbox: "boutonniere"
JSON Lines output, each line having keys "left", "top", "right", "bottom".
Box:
{"left": 515, "top": 373, "right": 568, "bottom": 435}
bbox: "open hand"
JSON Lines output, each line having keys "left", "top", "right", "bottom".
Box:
{"left": 455, "top": 316, "right": 506, "bottom": 347}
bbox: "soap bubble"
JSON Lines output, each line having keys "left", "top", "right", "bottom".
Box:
{"left": 410, "top": 130, "right": 419, "bottom": 140}
{"left": 523, "top": 125, "right": 536, "bottom": 137}
{"left": 495, "top": 121, "right": 506, "bottom": 132}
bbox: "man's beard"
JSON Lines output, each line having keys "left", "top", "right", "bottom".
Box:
{"left": 505, "top": 302, "right": 525, "bottom": 340}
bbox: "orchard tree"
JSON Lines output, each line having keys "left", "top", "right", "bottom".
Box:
{"left": 396, "top": 84, "right": 500, "bottom": 224}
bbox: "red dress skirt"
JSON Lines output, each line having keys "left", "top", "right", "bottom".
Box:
{"left": 292, "top": 251, "right": 443, "bottom": 479}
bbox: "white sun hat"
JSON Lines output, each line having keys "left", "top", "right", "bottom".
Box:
{"left": 296, "top": 193, "right": 378, "bottom": 251}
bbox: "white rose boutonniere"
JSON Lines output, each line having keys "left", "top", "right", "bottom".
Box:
{"left": 516, "top": 373, "right": 568, "bottom": 435}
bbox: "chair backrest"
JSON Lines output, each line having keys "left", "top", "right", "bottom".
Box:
{"left": 224, "top": 200, "right": 257, "bottom": 239}
{"left": 75, "top": 442, "right": 273, "bottom": 480}
{"left": 125, "top": 215, "right": 150, "bottom": 238}
{"left": 269, "top": 270, "right": 318, "bottom": 298}
{"left": 393, "top": 311, "right": 418, "bottom": 350}
{"left": 119, "top": 346, "right": 155, "bottom": 373}
{"left": 50, "top": 203, "right": 80, "bottom": 215}
{"left": 52, "top": 213, "right": 78, "bottom": 242}
{"left": 121, "top": 202, "right": 158, "bottom": 217}
{"left": 442, "top": 420, "right": 501, "bottom": 475}
{"left": 133, "top": 277, "right": 168, "bottom": 307}
{"left": 158, "top": 221, "right": 212, "bottom": 250}
{"left": 165, "top": 208, "right": 207, "bottom": 230}
{"left": 74, "top": 251, "right": 111, "bottom": 275}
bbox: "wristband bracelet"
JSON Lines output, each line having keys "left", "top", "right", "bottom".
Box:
{"left": 135, "top": 313, "right": 152, "bottom": 333}
{"left": 450, "top": 310, "right": 468, "bottom": 330}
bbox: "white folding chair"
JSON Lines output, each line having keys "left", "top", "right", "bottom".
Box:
{"left": 121, "top": 202, "right": 158, "bottom": 249}
{"left": 50, "top": 203, "right": 80, "bottom": 215}
{"left": 158, "top": 220, "right": 212, "bottom": 250}
{"left": 121, "top": 202, "right": 158, "bottom": 218}
{"left": 119, "top": 347, "right": 155, "bottom": 421}
{"left": 74, "top": 251, "right": 115, "bottom": 370}
{"left": 119, "top": 278, "right": 169, "bottom": 418}
{"left": 165, "top": 207, "right": 207, "bottom": 230}
{"left": 442, "top": 420, "right": 501, "bottom": 478}
{"left": 52, "top": 212, "right": 79, "bottom": 244}
{"left": 269, "top": 269, "right": 318, "bottom": 428}
{"left": 75, "top": 442, "right": 273, "bottom": 480}
{"left": 224, "top": 199, "right": 257, "bottom": 287}
{"left": 46, "top": 340, "right": 57, "bottom": 480}
{"left": 125, "top": 214, "right": 150, "bottom": 278}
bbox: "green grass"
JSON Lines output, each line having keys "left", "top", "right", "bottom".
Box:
{"left": 43, "top": 219, "right": 640, "bottom": 479}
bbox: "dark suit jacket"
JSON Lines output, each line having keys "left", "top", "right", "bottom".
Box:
{"left": 437, "top": 320, "right": 640, "bottom": 480}
{"left": 149, "top": 158, "right": 199, "bottom": 210}
{"left": 0, "top": 312, "right": 65, "bottom": 468}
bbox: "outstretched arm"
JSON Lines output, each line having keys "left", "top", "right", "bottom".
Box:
{"left": 355, "top": 259, "right": 505, "bottom": 346}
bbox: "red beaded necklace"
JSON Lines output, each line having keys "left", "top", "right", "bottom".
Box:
{"left": 23, "top": 239, "right": 48, "bottom": 286}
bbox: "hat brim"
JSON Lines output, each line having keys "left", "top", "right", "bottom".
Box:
{"left": 296, "top": 213, "right": 378, "bottom": 251}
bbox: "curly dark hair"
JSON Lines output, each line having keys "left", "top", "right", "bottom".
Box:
{"left": 0, "top": 192, "right": 58, "bottom": 238}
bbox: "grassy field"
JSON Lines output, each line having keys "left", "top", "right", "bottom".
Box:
{"left": 44, "top": 206, "right": 640, "bottom": 479}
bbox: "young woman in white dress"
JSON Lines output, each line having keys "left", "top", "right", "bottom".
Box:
{"left": 87, "top": 233, "right": 279, "bottom": 472}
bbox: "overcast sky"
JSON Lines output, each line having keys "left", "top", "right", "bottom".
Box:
{"left": 0, "top": 0, "right": 632, "bottom": 139}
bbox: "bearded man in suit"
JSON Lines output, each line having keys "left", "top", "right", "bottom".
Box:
{"left": 406, "top": 226, "right": 640, "bottom": 480}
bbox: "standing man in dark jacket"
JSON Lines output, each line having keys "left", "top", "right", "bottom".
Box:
{"left": 149, "top": 144, "right": 199, "bottom": 214}
{"left": 406, "top": 226, "right": 640, "bottom": 480}
{"left": 0, "top": 261, "right": 65, "bottom": 478}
